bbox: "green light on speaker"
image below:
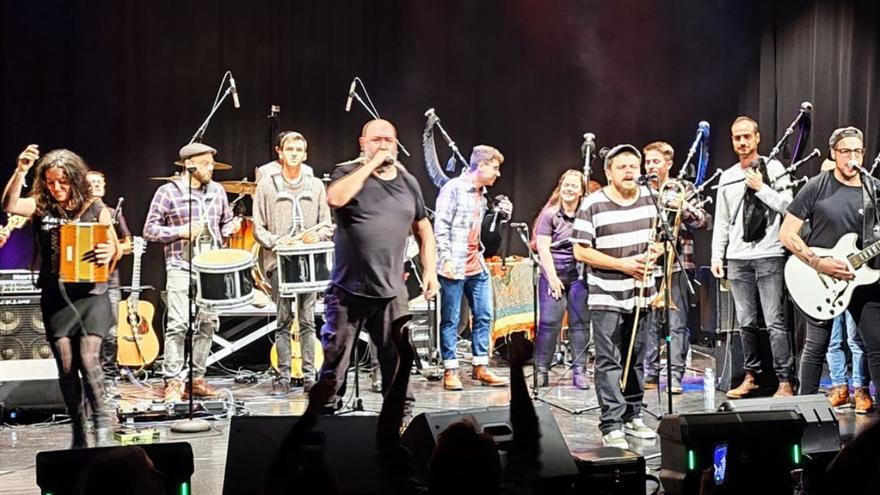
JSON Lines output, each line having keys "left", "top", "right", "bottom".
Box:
{"left": 180, "top": 482, "right": 190, "bottom": 495}
{"left": 688, "top": 450, "right": 696, "bottom": 470}
{"left": 792, "top": 444, "right": 801, "bottom": 465}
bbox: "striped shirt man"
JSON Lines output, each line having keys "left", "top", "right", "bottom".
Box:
{"left": 571, "top": 185, "right": 657, "bottom": 312}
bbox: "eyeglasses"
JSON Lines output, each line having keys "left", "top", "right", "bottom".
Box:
{"left": 834, "top": 148, "right": 865, "bottom": 157}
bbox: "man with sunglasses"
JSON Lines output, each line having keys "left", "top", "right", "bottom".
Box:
{"left": 780, "top": 127, "right": 879, "bottom": 411}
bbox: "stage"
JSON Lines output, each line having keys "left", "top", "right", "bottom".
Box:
{"left": 0, "top": 349, "right": 876, "bottom": 494}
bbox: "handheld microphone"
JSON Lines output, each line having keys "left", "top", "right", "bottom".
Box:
{"left": 636, "top": 173, "right": 658, "bottom": 185}
{"left": 229, "top": 74, "right": 240, "bottom": 109}
{"left": 850, "top": 160, "right": 867, "bottom": 174}
{"left": 345, "top": 78, "right": 357, "bottom": 112}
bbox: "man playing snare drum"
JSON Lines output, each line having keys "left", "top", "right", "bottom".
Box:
{"left": 254, "top": 131, "right": 333, "bottom": 395}
{"left": 144, "top": 143, "right": 241, "bottom": 404}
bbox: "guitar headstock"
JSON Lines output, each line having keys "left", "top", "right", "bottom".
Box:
{"left": 5, "top": 215, "right": 28, "bottom": 230}
{"left": 133, "top": 236, "right": 146, "bottom": 256}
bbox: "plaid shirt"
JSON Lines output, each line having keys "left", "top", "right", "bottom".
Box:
{"left": 433, "top": 174, "right": 488, "bottom": 279}
{"left": 143, "top": 178, "right": 235, "bottom": 269}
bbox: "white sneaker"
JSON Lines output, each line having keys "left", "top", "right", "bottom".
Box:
{"left": 623, "top": 418, "right": 657, "bottom": 439}
{"left": 602, "top": 429, "right": 629, "bottom": 448}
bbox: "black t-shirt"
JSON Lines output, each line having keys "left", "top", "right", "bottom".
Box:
{"left": 330, "top": 163, "right": 427, "bottom": 298}
{"left": 787, "top": 171, "right": 864, "bottom": 249}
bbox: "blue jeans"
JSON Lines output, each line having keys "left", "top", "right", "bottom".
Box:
{"left": 534, "top": 274, "right": 589, "bottom": 369}
{"left": 826, "top": 311, "right": 867, "bottom": 388}
{"left": 726, "top": 257, "right": 793, "bottom": 380}
{"left": 644, "top": 270, "right": 691, "bottom": 380}
{"left": 439, "top": 272, "right": 492, "bottom": 369}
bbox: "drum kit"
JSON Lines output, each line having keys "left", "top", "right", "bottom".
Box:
{"left": 147, "top": 175, "right": 334, "bottom": 311}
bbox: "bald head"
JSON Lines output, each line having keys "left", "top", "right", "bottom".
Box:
{"left": 359, "top": 119, "right": 398, "bottom": 161}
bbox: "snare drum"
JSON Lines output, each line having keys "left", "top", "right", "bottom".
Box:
{"left": 192, "top": 248, "right": 255, "bottom": 310}
{"left": 276, "top": 241, "right": 334, "bottom": 297}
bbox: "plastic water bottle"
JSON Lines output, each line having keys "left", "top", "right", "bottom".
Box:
{"left": 703, "top": 368, "right": 716, "bottom": 411}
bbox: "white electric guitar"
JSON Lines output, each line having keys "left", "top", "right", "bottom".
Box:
{"left": 785, "top": 233, "right": 880, "bottom": 320}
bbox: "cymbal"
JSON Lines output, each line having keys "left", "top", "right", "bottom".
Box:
{"left": 220, "top": 179, "right": 257, "bottom": 195}
{"left": 173, "top": 160, "right": 232, "bottom": 171}
{"left": 148, "top": 175, "right": 181, "bottom": 181}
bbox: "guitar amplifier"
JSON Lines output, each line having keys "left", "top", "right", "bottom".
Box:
{"left": 0, "top": 294, "right": 51, "bottom": 361}
{"left": 0, "top": 270, "right": 40, "bottom": 295}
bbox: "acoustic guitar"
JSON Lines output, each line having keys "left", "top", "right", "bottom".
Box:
{"left": 270, "top": 312, "right": 324, "bottom": 386}
{"left": 117, "top": 236, "right": 160, "bottom": 367}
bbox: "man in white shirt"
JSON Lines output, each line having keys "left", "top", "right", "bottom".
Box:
{"left": 710, "top": 116, "right": 794, "bottom": 398}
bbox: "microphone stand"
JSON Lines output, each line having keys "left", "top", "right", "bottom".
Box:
{"left": 190, "top": 71, "right": 235, "bottom": 145}
{"left": 171, "top": 168, "right": 211, "bottom": 434}
{"left": 513, "top": 224, "right": 598, "bottom": 415}
{"left": 641, "top": 183, "right": 694, "bottom": 419}
{"left": 581, "top": 134, "right": 595, "bottom": 186}
{"left": 426, "top": 109, "right": 469, "bottom": 169}
{"left": 347, "top": 77, "right": 411, "bottom": 157}
{"left": 767, "top": 109, "right": 809, "bottom": 163}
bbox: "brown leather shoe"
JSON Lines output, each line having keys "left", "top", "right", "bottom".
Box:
{"left": 854, "top": 388, "right": 873, "bottom": 415}
{"left": 725, "top": 372, "right": 759, "bottom": 399}
{"left": 773, "top": 380, "right": 794, "bottom": 398}
{"left": 472, "top": 365, "right": 509, "bottom": 387}
{"left": 185, "top": 377, "right": 219, "bottom": 398}
{"left": 443, "top": 369, "right": 463, "bottom": 391}
{"left": 164, "top": 379, "right": 183, "bottom": 404}
{"left": 827, "top": 385, "right": 851, "bottom": 408}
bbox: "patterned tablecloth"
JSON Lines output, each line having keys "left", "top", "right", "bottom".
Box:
{"left": 487, "top": 257, "right": 535, "bottom": 344}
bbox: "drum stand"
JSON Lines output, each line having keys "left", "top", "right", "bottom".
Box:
{"left": 172, "top": 168, "right": 211, "bottom": 434}
{"left": 512, "top": 224, "right": 599, "bottom": 415}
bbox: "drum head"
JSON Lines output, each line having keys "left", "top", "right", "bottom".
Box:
{"left": 194, "top": 248, "right": 253, "bottom": 268}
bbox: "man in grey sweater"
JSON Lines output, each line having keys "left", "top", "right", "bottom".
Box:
{"left": 711, "top": 116, "right": 794, "bottom": 399}
{"left": 253, "top": 131, "right": 332, "bottom": 395}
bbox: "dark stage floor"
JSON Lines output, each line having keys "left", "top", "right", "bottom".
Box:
{"left": 1, "top": 349, "right": 877, "bottom": 494}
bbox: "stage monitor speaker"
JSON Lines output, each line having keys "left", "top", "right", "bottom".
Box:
{"left": 223, "top": 415, "right": 379, "bottom": 495}
{"left": 658, "top": 410, "right": 805, "bottom": 495}
{"left": 572, "top": 446, "right": 646, "bottom": 494}
{"left": 719, "top": 394, "right": 839, "bottom": 455}
{"left": 36, "top": 442, "right": 194, "bottom": 495}
{"left": 401, "top": 403, "right": 578, "bottom": 482}
{"left": 0, "top": 294, "right": 52, "bottom": 360}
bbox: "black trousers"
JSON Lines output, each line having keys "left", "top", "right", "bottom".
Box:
{"left": 799, "top": 284, "right": 880, "bottom": 398}
{"left": 318, "top": 285, "right": 414, "bottom": 413}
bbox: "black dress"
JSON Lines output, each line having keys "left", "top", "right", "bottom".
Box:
{"left": 35, "top": 200, "right": 112, "bottom": 340}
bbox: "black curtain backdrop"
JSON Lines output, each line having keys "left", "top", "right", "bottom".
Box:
{"left": 1, "top": 0, "right": 877, "bottom": 298}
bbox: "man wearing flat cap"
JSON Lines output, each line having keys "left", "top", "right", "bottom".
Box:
{"left": 572, "top": 144, "right": 661, "bottom": 448}
{"left": 780, "top": 126, "right": 879, "bottom": 413}
{"left": 144, "top": 142, "right": 241, "bottom": 404}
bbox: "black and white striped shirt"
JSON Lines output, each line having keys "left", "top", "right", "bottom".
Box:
{"left": 572, "top": 186, "right": 657, "bottom": 313}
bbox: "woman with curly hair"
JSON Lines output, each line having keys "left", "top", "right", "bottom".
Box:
{"left": 2, "top": 145, "right": 118, "bottom": 448}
